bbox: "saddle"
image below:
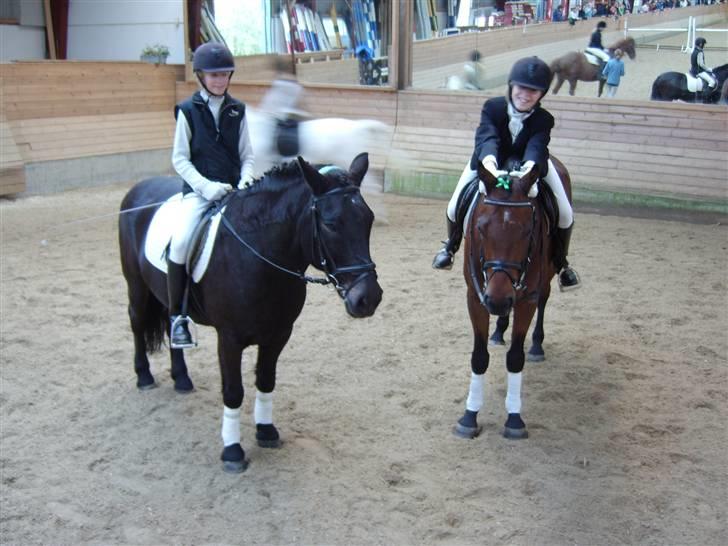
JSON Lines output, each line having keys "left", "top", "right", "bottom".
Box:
{"left": 144, "top": 194, "right": 227, "bottom": 282}
{"left": 685, "top": 73, "right": 710, "bottom": 93}
{"left": 584, "top": 51, "right": 600, "bottom": 66}
{"left": 275, "top": 118, "right": 300, "bottom": 157}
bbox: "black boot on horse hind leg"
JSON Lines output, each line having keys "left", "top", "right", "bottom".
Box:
{"left": 432, "top": 217, "right": 463, "bottom": 270}
{"left": 554, "top": 225, "right": 581, "bottom": 292}
{"left": 167, "top": 261, "right": 196, "bottom": 349}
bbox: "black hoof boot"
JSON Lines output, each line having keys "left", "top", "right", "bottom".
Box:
{"left": 221, "top": 443, "right": 249, "bottom": 473}
{"left": 453, "top": 410, "right": 482, "bottom": 439}
{"left": 256, "top": 424, "right": 281, "bottom": 448}
{"left": 503, "top": 413, "right": 528, "bottom": 439}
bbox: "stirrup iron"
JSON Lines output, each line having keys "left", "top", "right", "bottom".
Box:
{"left": 170, "top": 315, "right": 198, "bottom": 349}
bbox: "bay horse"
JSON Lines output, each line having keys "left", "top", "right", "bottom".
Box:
{"left": 453, "top": 157, "right": 572, "bottom": 440}
{"left": 118, "top": 154, "right": 383, "bottom": 473}
{"left": 650, "top": 63, "right": 728, "bottom": 104}
{"left": 550, "top": 37, "right": 636, "bottom": 97}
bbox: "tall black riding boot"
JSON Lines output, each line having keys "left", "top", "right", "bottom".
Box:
{"left": 554, "top": 225, "right": 581, "bottom": 291}
{"left": 432, "top": 217, "right": 463, "bottom": 270}
{"left": 167, "top": 260, "right": 195, "bottom": 348}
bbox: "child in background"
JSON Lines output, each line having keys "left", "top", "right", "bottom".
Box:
{"left": 602, "top": 48, "right": 625, "bottom": 97}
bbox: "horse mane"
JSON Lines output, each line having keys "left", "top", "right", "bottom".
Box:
{"left": 229, "top": 160, "right": 350, "bottom": 229}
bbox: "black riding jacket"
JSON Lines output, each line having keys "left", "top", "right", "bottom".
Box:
{"left": 588, "top": 29, "right": 604, "bottom": 49}
{"left": 175, "top": 91, "right": 245, "bottom": 193}
{"left": 690, "top": 47, "right": 707, "bottom": 76}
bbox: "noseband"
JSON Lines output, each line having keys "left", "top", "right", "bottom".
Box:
{"left": 310, "top": 185, "right": 377, "bottom": 299}
{"left": 468, "top": 196, "right": 536, "bottom": 306}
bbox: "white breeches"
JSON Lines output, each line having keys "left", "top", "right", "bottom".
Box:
{"left": 698, "top": 71, "right": 717, "bottom": 88}
{"left": 586, "top": 47, "right": 610, "bottom": 63}
{"left": 168, "top": 192, "right": 211, "bottom": 264}
{"left": 446, "top": 160, "right": 478, "bottom": 222}
{"left": 447, "top": 159, "right": 573, "bottom": 228}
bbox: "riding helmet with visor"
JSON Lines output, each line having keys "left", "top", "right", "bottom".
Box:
{"left": 694, "top": 37, "right": 707, "bottom": 49}
{"left": 509, "top": 56, "right": 553, "bottom": 94}
{"left": 192, "top": 42, "right": 235, "bottom": 73}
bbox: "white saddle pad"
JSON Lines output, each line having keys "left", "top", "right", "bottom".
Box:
{"left": 584, "top": 52, "right": 599, "bottom": 66}
{"left": 144, "top": 193, "right": 224, "bottom": 283}
{"left": 685, "top": 73, "right": 704, "bottom": 93}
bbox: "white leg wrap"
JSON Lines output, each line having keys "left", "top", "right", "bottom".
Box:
{"left": 466, "top": 372, "right": 486, "bottom": 412}
{"left": 544, "top": 159, "right": 573, "bottom": 228}
{"left": 254, "top": 390, "right": 273, "bottom": 425}
{"left": 505, "top": 372, "right": 522, "bottom": 414}
{"left": 221, "top": 405, "right": 241, "bottom": 447}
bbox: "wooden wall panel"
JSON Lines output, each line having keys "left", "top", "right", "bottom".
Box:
{"left": 390, "top": 89, "right": 728, "bottom": 202}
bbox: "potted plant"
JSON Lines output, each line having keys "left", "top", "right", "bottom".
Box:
{"left": 140, "top": 44, "right": 170, "bottom": 64}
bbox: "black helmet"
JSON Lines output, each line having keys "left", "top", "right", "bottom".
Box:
{"left": 192, "top": 42, "right": 235, "bottom": 72}
{"left": 509, "top": 56, "right": 553, "bottom": 93}
{"left": 695, "top": 37, "right": 707, "bottom": 48}
{"left": 597, "top": 21, "right": 607, "bottom": 29}
{"left": 470, "top": 50, "right": 482, "bottom": 62}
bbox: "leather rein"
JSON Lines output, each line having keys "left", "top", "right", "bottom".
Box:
{"left": 215, "top": 185, "right": 376, "bottom": 300}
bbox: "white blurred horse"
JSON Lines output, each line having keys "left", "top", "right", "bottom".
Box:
{"left": 246, "top": 107, "right": 390, "bottom": 178}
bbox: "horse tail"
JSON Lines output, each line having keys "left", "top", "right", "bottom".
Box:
{"left": 140, "top": 291, "right": 167, "bottom": 353}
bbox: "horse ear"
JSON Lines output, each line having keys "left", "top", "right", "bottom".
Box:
{"left": 348, "top": 153, "right": 369, "bottom": 187}
{"left": 516, "top": 168, "right": 539, "bottom": 197}
{"left": 297, "top": 156, "right": 329, "bottom": 196}
{"left": 476, "top": 159, "right": 497, "bottom": 195}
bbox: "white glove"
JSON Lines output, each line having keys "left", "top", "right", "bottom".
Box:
{"left": 508, "top": 161, "right": 538, "bottom": 198}
{"left": 198, "top": 181, "right": 232, "bottom": 201}
{"left": 237, "top": 175, "right": 254, "bottom": 190}
{"left": 482, "top": 158, "right": 509, "bottom": 179}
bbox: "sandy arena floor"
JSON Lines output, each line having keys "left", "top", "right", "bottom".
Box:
{"left": 1, "top": 184, "right": 726, "bottom": 545}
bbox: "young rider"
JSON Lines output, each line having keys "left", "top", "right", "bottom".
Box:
{"left": 432, "top": 56, "right": 581, "bottom": 291}
{"left": 690, "top": 37, "right": 717, "bottom": 91}
{"left": 586, "top": 21, "right": 610, "bottom": 71}
{"left": 169, "top": 42, "right": 255, "bottom": 348}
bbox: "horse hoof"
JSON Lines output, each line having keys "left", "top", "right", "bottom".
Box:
{"left": 256, "top": 424, "right": 281, "bottom": 448}
{"left": 222, "top": 459, "right": 249, "bottom": 474}
{"left": 527, "top": 352, "right": 545, "bottom": 362}
{"left": 489, "top": 339, "right": 506, "bottom": 347}
{"left": 137, "top": 379, "right": 157, "bottom": 391}
{"left": 503, "top": 426, "right": 529, "bottom": 440}
{"left": 173, "top": 377, "right": 194, "bottom": 393}
{"left": 453, "top": 423, "right": 482, "bottom": 439}
{"left": 221, "top": 444, "right": 248, "bottom": 473}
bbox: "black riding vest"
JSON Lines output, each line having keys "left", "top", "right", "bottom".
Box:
{"left": 690, "top": 48, "right": 702, "bottom": 77}
{"left": 175, "top": 92, "right": 245, "bottom": 193}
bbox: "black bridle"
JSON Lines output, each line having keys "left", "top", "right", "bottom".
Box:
{"left": 468, "top": 196, "right": 537, "bottom": 307}
{"left": 309, "top": 185, "right": 377, "bottom": 298}
{"left": 215, "top": 185, "right": 376, "bottom": 300}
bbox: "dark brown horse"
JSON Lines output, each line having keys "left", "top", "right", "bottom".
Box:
{"left": 118, "top": 155, "right": 383, "bottom": 473}
{"left": 453, "top": 157, "right": 572, "bottom": 440}
{"left": 550, "top": 37, "right": 636, "bottom": 97}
